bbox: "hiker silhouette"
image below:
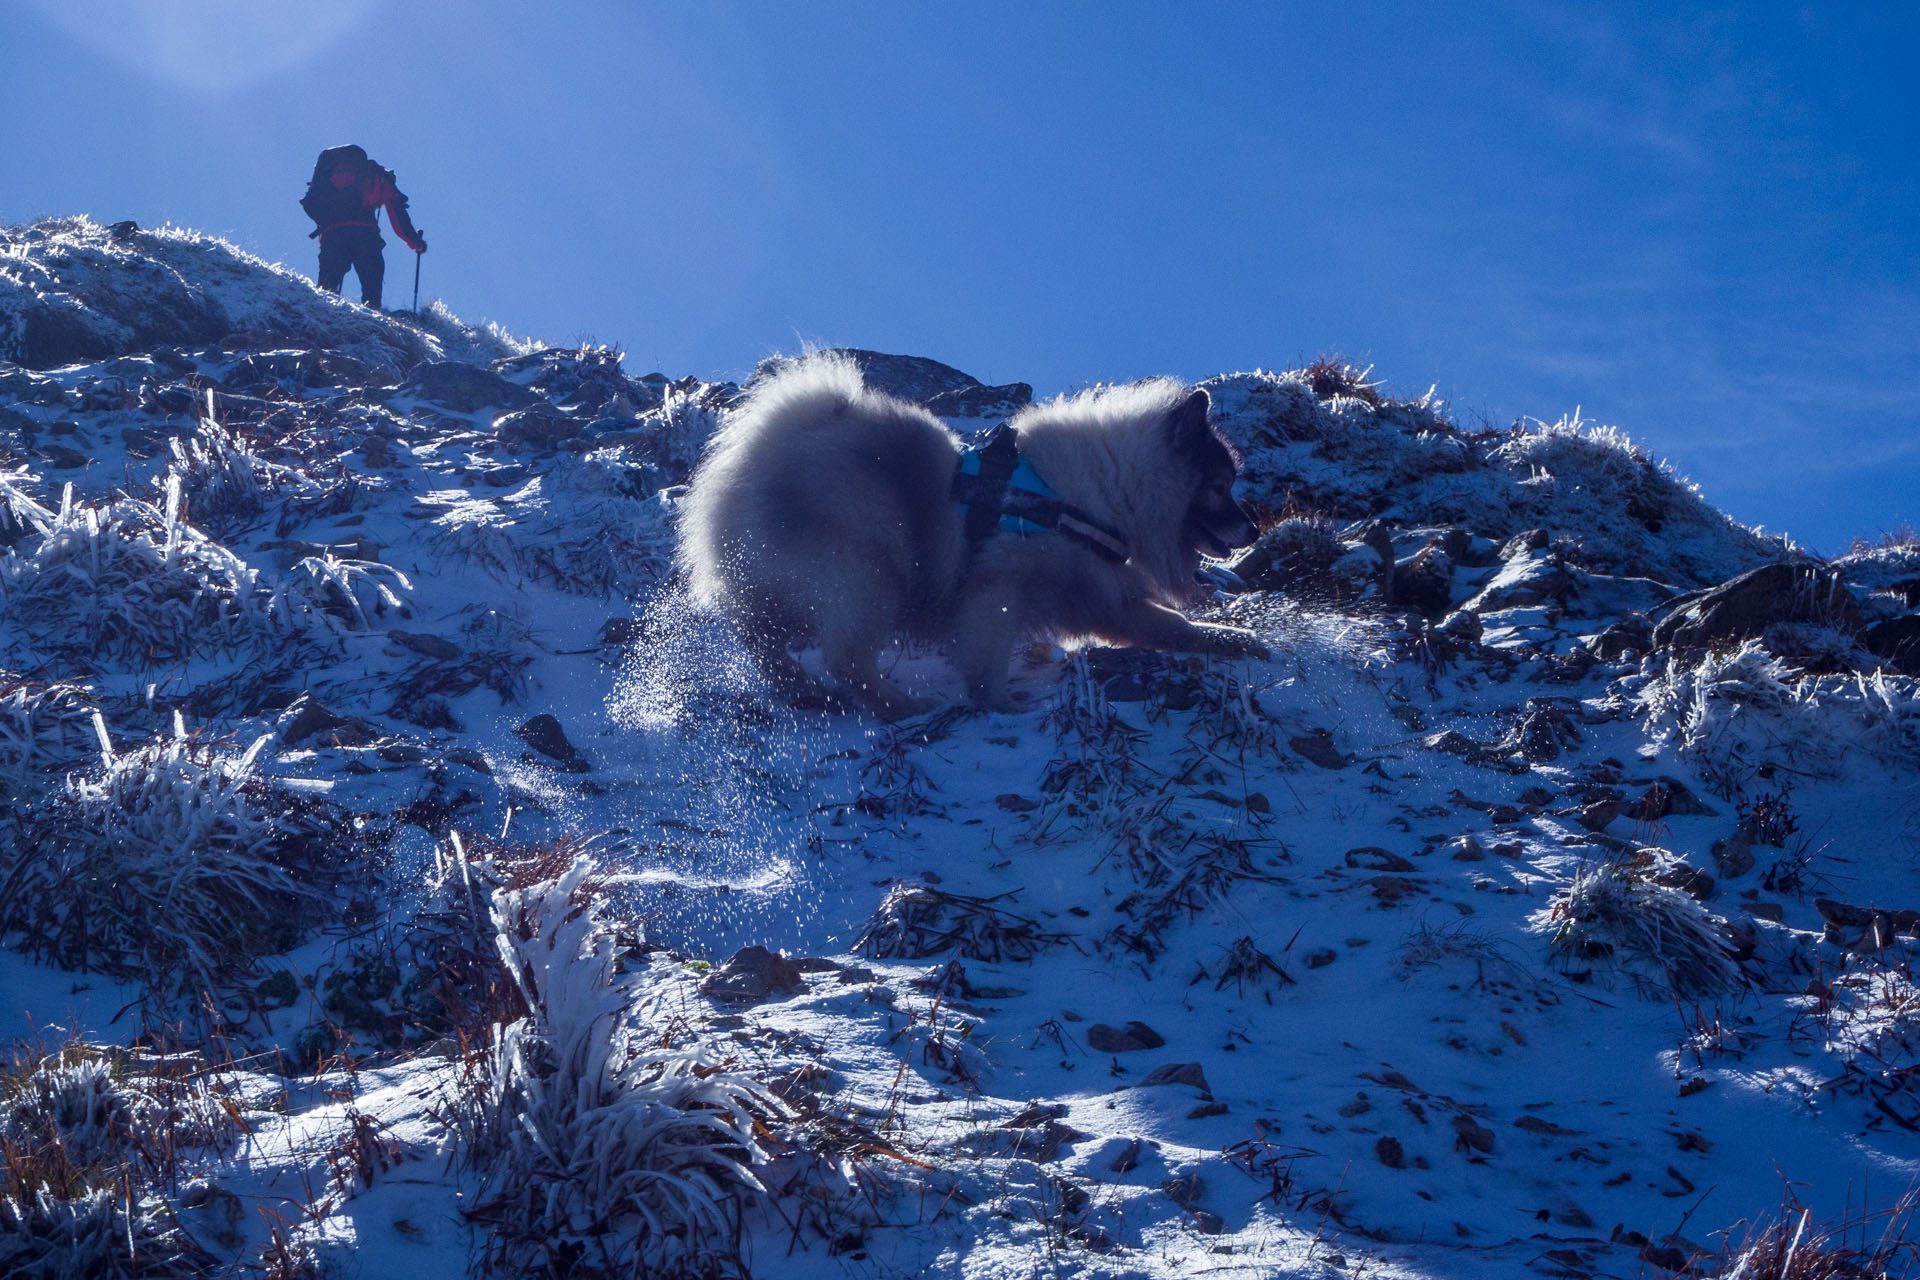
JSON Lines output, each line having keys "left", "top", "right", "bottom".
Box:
{"left": 300, "top": 144, "right": 426, "bottom": 310}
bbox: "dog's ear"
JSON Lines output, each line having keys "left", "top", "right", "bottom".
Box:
{"left": 1165, "top": 388, "right": 1212, "bottom": 443}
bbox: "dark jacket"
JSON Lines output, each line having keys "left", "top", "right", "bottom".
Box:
{"left": 300, "top": 144, "right": 426, "bottom": 252}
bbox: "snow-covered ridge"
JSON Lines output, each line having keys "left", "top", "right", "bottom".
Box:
{"left": 2, "top": 219, "right": 1919, "bottom": 1279}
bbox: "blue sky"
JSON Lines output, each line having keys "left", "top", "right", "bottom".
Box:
{"left": 4, "top": 1, "right": 1914, "bottom": 553}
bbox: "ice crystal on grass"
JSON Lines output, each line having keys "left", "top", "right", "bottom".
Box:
{"left": 0, "top": 678, "right": 97, "bottom": 781}
{"left": 1536, "top": 856, "right": 1744, "bottom": 999}
{"left": 430, "top": 454, "right": 678, "bottom": 598}
{"left": 467, "top": 860, "right": 781, "bottom": 1276}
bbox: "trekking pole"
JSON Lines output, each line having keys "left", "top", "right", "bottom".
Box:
{"left": 412, "top": 252, "right": 421, "bottom": 314}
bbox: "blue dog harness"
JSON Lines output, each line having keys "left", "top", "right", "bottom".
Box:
{"left": 951, "top": 425, "right": 1128, "bottom": 564}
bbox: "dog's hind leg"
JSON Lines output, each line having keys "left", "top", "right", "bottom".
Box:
{"left": 953, "top": 591, "right": 1023, "bottom": 712}
{"left": 820, "top": 602, "right": 937, "bottom": 723}
{"left": 732, "top": 612, "right": 842, "bottom": 711}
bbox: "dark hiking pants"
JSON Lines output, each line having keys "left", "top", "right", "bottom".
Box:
{"left": 317, "top": 226, "right": 387, "bottom": 309}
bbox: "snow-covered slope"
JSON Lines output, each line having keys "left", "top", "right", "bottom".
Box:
{"left": 3, "top": 218, "right": 1919, "bottom": 1279}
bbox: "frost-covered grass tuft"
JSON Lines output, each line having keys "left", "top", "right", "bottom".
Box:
{"left": 631, "top": 380, "right": 725, "bottom": 485}
{"left": 0, "top": 722, "right": 333, "bottom": 994}
{"left": 0, "top": 1043, "right": 237, "bottom": 1280}
{"left": 1638, "top": 640, "right": 1920, "bottom": 773}
{"left": 0, "top": 477, "right": 356, "bottom": 667}
{"left": 0, "top": 480, "right": 264, "bottom": 664}
{"left": 276, "top": 552, "right": 412, "bottom": 633}
{"left": 165, "top": 416, "right": 272, "bottom": 539}
{"left": 464, "top": 860, "right": 781, "bottom": 1276}
{"left": 1536, "top": 856, "right": 1743, "bottom": 999}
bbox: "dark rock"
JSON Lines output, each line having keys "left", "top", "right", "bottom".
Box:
{"left": 1451, "top": 835, "right": 1485, "bottom": 862}
{"left": 1452, "top": 1114, "right": 1495, "bottom": 1154}
{"left": 224, "top": 349, "right": 369, "bottom": 394}
{"left": 494, "top": 402, "right": 581, "bottom": 451}
{"left": 1087, "top": 1021, "right": 1165, "bottom": 1053}
{"left": 1465, "top": 551, "right": 1573, "bottom": 612}
{"left": 255, "top": 970, "right": 299, "bottom": 1008}
{"left": 1500, "top": 528, "right": 1550, "bottom": 558}
{"left": 1710, "top": 837, "right": 1755, "bottom": 878}
{"left": 278, "top": 695, "right": 379, "bottom": 748}
{"left": 11, "top": 271, "right": 227, "bottom": 369}
{"left": 1160, "top": 1174, "right": 1204, "bottom": 1210}
{"left": 1439, "top": 609, "right": 1483, "bottom": 643}
{"left": 925, "top": 382, "right": 1033, "bottom": 420}
{"left": 1591, "top": 613, "right": 1654, "bottom": 662}
{"left": 513, "top": 713, "right": 580, "bottom": 763}
{"left": 699, "top": 945, "right": 805, "bottom": 1002}
{"left": 1011, "top": 1119, "right": 1085, "bottom": 1163}
{"left": 1368, "top": 875, "right": 1422, "bottom": 904}
{"left": 398, "top": 360, "right": 539, "bottom": 414}
{"left": 598, "top": 617, "right": 644, "bottom": 645}
{"left": 1653, "top": 562, "right": 1861, "bottom": 656}
{"left": 1346, "top": 847, "right": 1416, "bottom": 872}
{"left": 1186, "top": 1101, "right": 1229, "bottom": 1119}
{"left": 1002, "top": 1102, "right": 1070, "bottom": 1128}
{"left": 1139, "top": 1062, "right": 1212, "bottom": 1095}
{"left": 1376, "top": 1136, "right": 1406, "bottom": 1168}
{"left": 1288, "top": 728, "right": 1351, "bottom": 770}
{"left": 1392, "top": 544, "right": 1454, "bottom": 617}
{"left": 1578, "top": 799, "right": 1623, "bottom": 832}
{"left": 1306, "top": 947, "right": 1338, "bottom": 967}
{"left": 1654, "top": 863, "right": 1714, "bottom": 901}
{"left": 795, "top": 349, "right": 980, "bottom": 405}
{"left": 1862, "top": 616, "right": 1920, "bottom": 674}
{"left": 1815, "top": 898, "right": 1877, "bottom": 929}
{"left": 1744, "top": 900, "right": 1784, "bottom": 922}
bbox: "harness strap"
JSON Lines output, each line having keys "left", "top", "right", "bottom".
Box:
{"left": 951, "top": 425, "right": 1128, "bottom": 564}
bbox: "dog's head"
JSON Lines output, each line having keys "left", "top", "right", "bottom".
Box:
{"left": 1165, "top": 390, "right": 1259, "bottom": 570}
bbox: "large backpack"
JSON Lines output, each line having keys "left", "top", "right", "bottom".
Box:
{"left": 300, "top": 145, "right": 372, "bottom": 229}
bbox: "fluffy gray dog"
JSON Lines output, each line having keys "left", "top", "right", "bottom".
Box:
{"left": 677, "top": 353, "right": 1262, "bottom": 718}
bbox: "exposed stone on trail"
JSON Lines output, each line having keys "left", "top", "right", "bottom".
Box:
{"left": 278, "top": 695, "right": 380, "bottom": 748}
{"left": 1088, "top": 1021, "right": 1166, "bottom": 1053}
{"left": 1863, "top": 615, "right": 1920, "bottom": 674}
{"left": 493, "top": 402, "right": 581, "bottom": 451}
{"left": 699, "top": 945, "right": 805, "bottom": 1002}
{"left": 397, "top": 359, "right": 538, "bottom": 414}
{"left": 1288, "top": 728, "right": 1352, "bottom": 769}
{"left": 1653, "top": 562, "right": 1861, "bottom": 656}
{"left": 1391, "top": 543, "right": 1455, "bottom": 617}
{"left": 513, "top": 713, "right": 584, "bottom": 766}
